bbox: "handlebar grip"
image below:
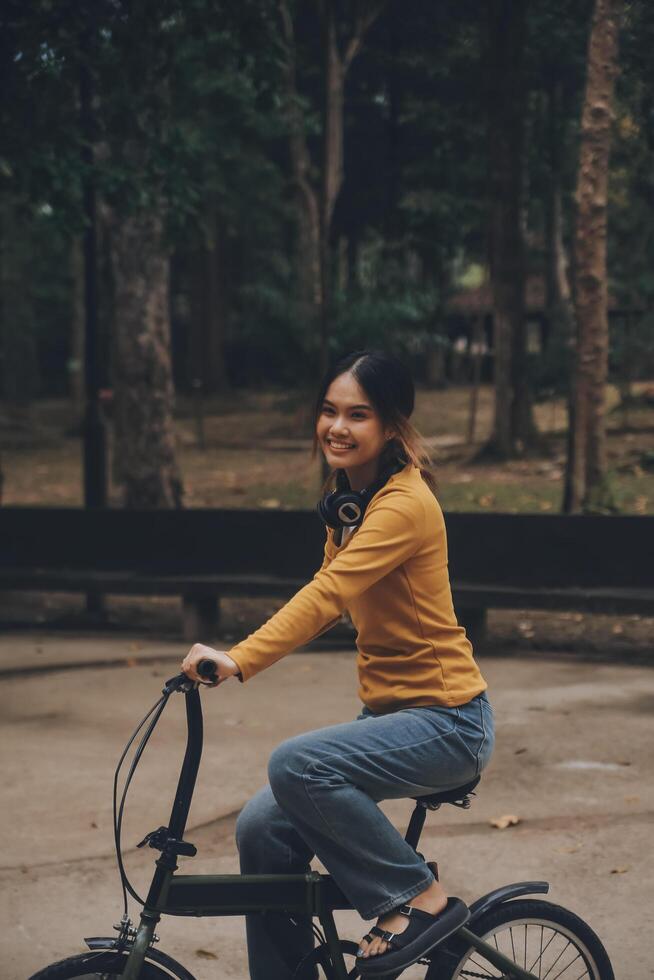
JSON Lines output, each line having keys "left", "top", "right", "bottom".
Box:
{"left": 197, "top": 659, "right": 218, "bottom": 682}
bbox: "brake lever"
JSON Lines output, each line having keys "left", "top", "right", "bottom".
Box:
{"left": 163, "top": 672, "right": 195, "bottom": 695}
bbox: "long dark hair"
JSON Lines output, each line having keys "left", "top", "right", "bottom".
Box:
{"left": 311, "top": 350, "right": 436, "bottom": 493}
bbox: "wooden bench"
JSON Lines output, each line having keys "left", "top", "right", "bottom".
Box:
{"left": 1, "top": 508, "right": 652, "bottom": 645}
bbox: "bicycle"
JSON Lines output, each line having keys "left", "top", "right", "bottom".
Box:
{"left": 30, "top": 664, "right": 615, "bottom": 980}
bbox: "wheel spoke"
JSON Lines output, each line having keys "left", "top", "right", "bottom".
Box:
{"left": 550, "top": 952, "right": 585, "bottom": 980}
{"left": 450, "top": 911, "right": 607, "bottom": 980}
{"left": 540, "top": 939, "right": 575, "bottom": 980}
{"left": 468, "top": 953, "right": 501, "bottom": 977}
{"left": 523, "top": 924, "right": 527, "bottom": 970}
{"left": 509, "top": 925, "right": 517, "bottom": 965}
{"left": 527, "top": 927, "right": 557, "bottom": 972}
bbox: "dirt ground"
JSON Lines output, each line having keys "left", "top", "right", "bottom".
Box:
{"left": 1, "top": 635, "right": 653, "bottom": 980}
{"left": 1, "top": 383, "right": 653, "bottom": 512}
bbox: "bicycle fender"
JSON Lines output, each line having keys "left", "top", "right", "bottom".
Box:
{"left": 468, "top": 881, "right": 549, "bottom": 923}
{"left": 84, "top": 937, "right": 197, "bottom": 980}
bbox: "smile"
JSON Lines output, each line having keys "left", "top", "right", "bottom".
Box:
{"left": 327, "top": 439, "right": 356, "bottom": 450}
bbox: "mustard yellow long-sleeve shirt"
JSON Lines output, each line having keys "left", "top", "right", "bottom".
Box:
{"left": 227, "top": 463, "right": 487, "bottom": 712}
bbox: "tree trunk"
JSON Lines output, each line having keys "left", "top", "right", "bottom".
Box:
{"left": 544, "top": 83, "right": 574, "bottom": 342}
{"left": 69, "top": 237, "right": 85, "bottom": 429}
{"left": 0, "top": 197, "right": 39, "bottom": 416}
{"left": 319, "top": 1, "right": 345, "bottom": 373}
{"left": 485, "top": 0, "right": 537, "bottom": 457}
{"left": 110, "top": 208, "right": 184, "bottom": 508}
{"left": 188, "top": 215, "right": 229, "bottom": 395}
{"left": 565, "top": 0, "right": 622, "bottom": 513}
{"left": 278, "top": 0, "right": 322, "bottom": 347}
{"left": 279, "top": 0, "right": 384, "bottom": 371}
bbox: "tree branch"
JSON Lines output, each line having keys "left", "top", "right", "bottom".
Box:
{"left": 343, "top": 0, "right": 386, "bottom": 72}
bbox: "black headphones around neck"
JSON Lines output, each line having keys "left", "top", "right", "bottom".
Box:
{"left": 317, "top": 455, "right": 407, "bottom": 529}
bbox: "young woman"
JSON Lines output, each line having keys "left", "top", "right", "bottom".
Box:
{"left": 182, "top": 349, "right": 494, "bottom": 979}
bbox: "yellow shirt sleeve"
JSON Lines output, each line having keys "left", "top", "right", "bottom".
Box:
{"left": 227, "top": 492, "right": 426, "bottom": 682}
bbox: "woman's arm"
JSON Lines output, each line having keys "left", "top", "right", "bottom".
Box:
{"left": 227, "top": 490, "right": 425, "bottom": 682}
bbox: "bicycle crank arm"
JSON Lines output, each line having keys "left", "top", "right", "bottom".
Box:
{"left": 456, "top": 925, "right": 540, "bottom": 980}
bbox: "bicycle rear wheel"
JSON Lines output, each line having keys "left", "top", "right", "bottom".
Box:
{"left": 429, "top": 898, "right": 614, "bottom": 980}
{"left": 29, "top": 950, "right": 181, "bottom": 979}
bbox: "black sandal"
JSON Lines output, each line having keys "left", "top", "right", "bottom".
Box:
{"left": 356, "top": 897, "right": 470, "bottom": 976}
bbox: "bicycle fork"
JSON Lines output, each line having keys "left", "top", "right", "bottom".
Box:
{"left": 121, "top": 911, "right": 160, "bottom": 980}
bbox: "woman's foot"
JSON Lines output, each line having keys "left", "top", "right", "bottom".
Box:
{"left": 358, "top": 878, "right": 448, "bottom": 959}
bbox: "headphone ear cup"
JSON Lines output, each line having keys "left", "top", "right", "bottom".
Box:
{"left": 317, "top": 457, "right": 407, "bottom": 529}
{"left": 318, "top": 489, "right": 365, "bottom": 528}
{"left": 317, "top": 492, "right": 339, "bottom": 528}
{"left": 332, "top": 491, "right": 365, "bottom": 527}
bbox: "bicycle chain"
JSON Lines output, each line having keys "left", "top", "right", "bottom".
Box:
{"left": 416, "top": 957, "right": 501, "bottom": 978}
{"left": 460, "top": 970, "right": 505, "bottom": 979}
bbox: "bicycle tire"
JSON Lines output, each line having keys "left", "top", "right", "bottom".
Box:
{"left": 428, "top": 898, "right": 615, "bottom": 980}
{"left": 28, "top": 950, "right": 181, "bottom": 980}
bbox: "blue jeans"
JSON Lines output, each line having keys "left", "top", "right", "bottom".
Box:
{"left": 235, "top": 692, "right": 494, "bottom": 980}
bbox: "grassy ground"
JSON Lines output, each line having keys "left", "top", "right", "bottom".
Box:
{"left": 1, "top": 383, "right": 652, "bottom": 513}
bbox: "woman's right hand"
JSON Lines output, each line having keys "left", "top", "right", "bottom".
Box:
{"left": 181, "top": 643, "right": 241, "bottom": 686}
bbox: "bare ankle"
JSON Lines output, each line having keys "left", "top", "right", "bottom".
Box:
{"left": 408, "top": 878, "right": 447, "bottom": 911}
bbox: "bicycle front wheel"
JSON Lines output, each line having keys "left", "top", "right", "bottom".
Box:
{"left": 429, "top": 898, "right": 614, "bottom": 980}
{"left": 29, "top": 949, "right": 182, "bottom": 980}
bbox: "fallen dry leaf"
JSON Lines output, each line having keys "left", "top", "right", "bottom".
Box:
{"left": 610, "top": 867, "right": 630, "bottom": 875}
{"left": 195, "top": 949, "right": 219, "bottom": 960}
{"left": 611, "top": 623, "right": 624, "bottom": 635}
{"left": 554, "top": 844, "right": 582, "bottom": 854}
{"left": 490, "top": 814, "right": 520, "bottom": 830}
{"left": 514, "top": 747, "right": 528, "bottom": 755}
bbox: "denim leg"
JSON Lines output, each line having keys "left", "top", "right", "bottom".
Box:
{"left": 235, "top": 784, "right": 318, "bottom": 980}
{"left": 235, "top": 695, "right": 494, "bottom": 975}
{"left": 268, "top": 696, "right": 494, "bottom": 920}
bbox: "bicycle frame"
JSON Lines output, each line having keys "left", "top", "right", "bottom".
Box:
{"left": 119, "top": 677, "right": 543, "bottom": 980}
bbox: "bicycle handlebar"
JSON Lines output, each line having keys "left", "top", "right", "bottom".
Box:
{"left": 197, "top": 659, "right": 218, "bottom": 682}
{"left": 163, "top": 659, "right": 218, "bottom": 695}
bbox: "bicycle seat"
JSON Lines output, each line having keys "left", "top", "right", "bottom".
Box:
{"left": 413, "top": 775, "right": 480, "bottom": 810}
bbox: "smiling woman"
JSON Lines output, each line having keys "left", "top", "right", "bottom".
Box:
{"left": 316, "top": 373, "right": 392, "bottom": 489}
{"left": 312, "top": 350, "right": 437, "bottom": 495}
{"left": 181, "top": 349, "right": 492, "bottom": 980}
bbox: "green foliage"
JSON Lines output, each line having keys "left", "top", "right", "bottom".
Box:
{"left": 1, "top": 0, "right": 653, "bottom": 396}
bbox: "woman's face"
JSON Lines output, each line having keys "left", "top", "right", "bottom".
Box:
{"left": 316, "top": 371, "right": 393, "bottom": 487}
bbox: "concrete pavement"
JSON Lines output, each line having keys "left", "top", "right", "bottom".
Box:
{"left": 1, "top": 633, "right": 653, "bottom": 978}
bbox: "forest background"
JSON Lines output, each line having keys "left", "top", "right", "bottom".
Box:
{"left": 1, "top": 0, "right": 653, "bottom": 522}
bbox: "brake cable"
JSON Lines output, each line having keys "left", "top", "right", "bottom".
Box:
{"left": 113, "top": 687, "right": 172, "bottom": 914}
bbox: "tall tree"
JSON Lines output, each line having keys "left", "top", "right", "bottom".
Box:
{"left": 278, "top": 0, "right": 384, "bottom": 371}
{"left": 97, "top": 3, "right": 184, "bottom": 508}
{"left": 564, "top": 0, "right": 623, "bottom": 512}
{"left": 485, "top": 0, "right": 538, "bottom": 457}
{"left": 111, "top": 208, "right": 182, "bottom": 507}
